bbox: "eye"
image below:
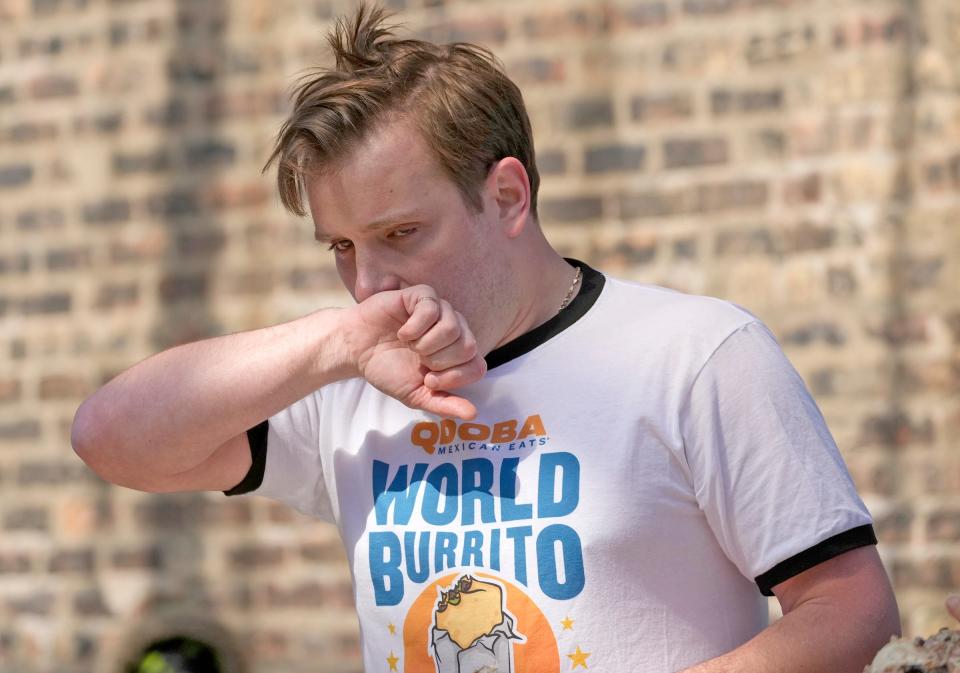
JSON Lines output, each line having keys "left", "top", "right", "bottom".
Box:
{"left": 327, "top": 239, "right": 353, "bottom": 252}
{"left": 388, "top": 227, "right": 417, "bottom": 239}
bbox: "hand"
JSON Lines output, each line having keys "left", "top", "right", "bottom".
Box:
{"left": 947, "top": 594, "right": 960, "bottom": 622}
{"left": 340, "top": 285, "right": 486, "bottom": 420}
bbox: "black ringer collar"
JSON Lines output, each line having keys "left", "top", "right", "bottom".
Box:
{"left": 484, "top": 258, "right": 605, "bottom": 371}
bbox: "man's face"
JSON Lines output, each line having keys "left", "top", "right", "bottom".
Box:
{"left": 305, "top": 116, "right": 515, "bottom": 350}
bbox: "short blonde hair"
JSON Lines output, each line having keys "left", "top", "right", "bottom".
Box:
{"left": 263, "top": 3, "right": 540, "bottom": 219}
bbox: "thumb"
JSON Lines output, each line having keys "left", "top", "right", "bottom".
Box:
{"left": 947, "top": 594, "right": 960, "bottom": 620}
{"left": 418, "top": 390, "right": 477, "bottom": 421}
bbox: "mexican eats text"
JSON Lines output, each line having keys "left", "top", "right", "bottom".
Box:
{"left": 369, "top": 415, "right": 585, "bottom": 606}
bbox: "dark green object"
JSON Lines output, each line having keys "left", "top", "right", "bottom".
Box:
{"left": 126, "top": 636, "right": 223, "bottom": 673}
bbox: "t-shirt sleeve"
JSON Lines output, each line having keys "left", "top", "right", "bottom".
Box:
{"left": 678, "top": 320, "right": 875, "bottom": 596}
{"left": 222, "top": 391, "right": 335, "bottom": 523}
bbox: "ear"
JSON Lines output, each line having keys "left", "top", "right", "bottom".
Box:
{"left": 485, "top": 157, "right": 531, "bottom": 239}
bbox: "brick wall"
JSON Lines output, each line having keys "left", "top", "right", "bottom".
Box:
{"left": 0, "top": 0, "right": 957, "bottom": 671}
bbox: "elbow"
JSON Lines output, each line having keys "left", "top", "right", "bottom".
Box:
{"left": 71, "top": 398, "right": 99, "bottom": 466}
{"left": 71, "top": 398, "right": 120, "bottom": 484}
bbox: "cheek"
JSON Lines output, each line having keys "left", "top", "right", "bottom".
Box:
{"left": 334, "top": 256, "right": 358, "bottom": 301}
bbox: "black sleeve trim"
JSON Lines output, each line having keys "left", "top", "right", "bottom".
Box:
{"left": 754, "top": 524, "right": 878, "bottom": 596}
{"left": 223, "top": 420, "right": 269, "bottom": 496}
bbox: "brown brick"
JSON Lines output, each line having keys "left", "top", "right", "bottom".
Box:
{"left": 565, "top": 97, "right": 614, "bottom": 129}
{"left": 1, "top": 120, "right": 59, "bottom": 143}
{"left": 620, "top": 188, "right": 692, "bottom": 219}
{"left": 0, "top": 164, "right": 33, "bottom": 188}
{"left": 663, "top": 137, "right": 728, "bottom": 169}
{"left": 827, "top": 266, "right": 858, "bottom": 296}
{"left": 49, "top": 548, "right": 94, "bottom": 573}
{"left": 184, "top": 139, "right": 236, "bottom": 169}
{"left": 539, "top": 195, "right": 603, "bottom": 223}
{"left": 17, "top": 460, "right": 96, "bottom": 486}
{"left": 0, "top": 553, "right": 31, "bottom": 573}
{"left": 254, "top": 579, "right": 350, "bottom": 609}
{"left": 144, "top": 99, "right": 190, "bottom": 129}
{"left": 74, "top": 589, "right": 111, "bottom": 617}
{"left": 711, "top": 87, "right": 784, "bottom": 116}
{"left": 611, "top": 2, "right": 670, "bottom": 29}
{"left": 782, "top": 321, "right": 846, "bottom": 347}
{"left": 584, "top": 144, "right": 647, "bottom": 173}
{"left": 112, "top": 149, "right": 171, "bottom": 175}
{"left": 672, "top": 237, "right": 697, "bottom": 259}
{"left": 696, "top": 180, "right": 768, "bottom": 212}
{"left": 420, "top": 17, "right": 508, "bottom": 45}
{"left": 29, "top": 74, "right": 78, "bottom": 99}
{"left": 903, "top": 256, "right": 943, "bottom": 290}
{"left": 109, "top": 233, "right": 166, "bottom": 265}
{"left": 631, "top": 92, "right": 694, "bottom": 122}
{"left": 832, "top": 14, "right": 909, "bottom": 50}
{"left": 784, "top": 174, "right": 821, "bottom": 205}
{"left": 39, "top": 374, "right": 90, "bottom": 400}
{"left": 75, "top": 633, "right": 97, "bottom": 660}
{"left": 176, "top": 229, "right": 227, "bottom": 257}
{"left": 522, "top": 8, "right": 609, "bottom": 39}
{"left": 0, "top": 253, "right": 34, "bottom": 276}
{"left": 267, "top": 501, "right": 298, "bottom": 523}
{"left": 0, "top": 379, "right": 20, "bottom": 404}
{"left": 781, "top": 221, "right": 835, "bottom": 252}
{"left": 875, "top": 505, "right": 914, "bottom": 544}
{"left": 112, "top": 545, "right": 164, "bottom": 570}
{"left": 866, "top": 314, "right": 928, "bottom": 346}
{"left": 16, "top": 207, "right": 65, "bottom": 232}
{"left": 229, "top": 544, "right": 284, "bottom": 570}
{"left": 147, "top": 189, "right": 201, "bottom": 220}
{"left": 289, "top": 266, "right": 341, "bottom": 291}
{"left": 507, "top": 57, "right": 566, "bottom": 85}
{"left": 926, "top": 508, "right": 960, "bottom": 543}
{"left": 745, "top": 24, "right": 817, "bottom": 65}
{"left": 746, "top": 128, "right": 786, "bottom": 159}
{"left": 46, "top": 246, "right": 91, "bottom": 271}
{"left": 301, "top": 541, "right": 349, "bottom": 564}
{"left": 859, "top": 410, "right": 935, "bottom": 448}
{"left": 228, "top": 270, "right": 273, "bottom": 296}
{"left": 244, "top": 630, "right": 290, "bottom": 662}
{"left": 94, "top": 282, "right": 139, "bottom": 309}
{"left": 81, "top": 198, "right": 130, "bottom": 226}
{"left": 537, "top": 149, "right": 567, "bottom": 175}
{"left": 73, "top": 110, "right": 124, "bottom": 136}
{"left": 205, "top": 181, "right": 270, "bottom": 210}
{"left": 714, "top": 228, "right": 776, "bottom": 257}
{"left": 8, "top": 592, "right": 54, "bottom": 616}
{"left": 158, "top": 273, "right": 208, "bottom": 303}
{"left": 4, "top": 506, "right": 48, "bottom": 532}
{"left": 0, "top": 419, "right": 41, "bottom": 441}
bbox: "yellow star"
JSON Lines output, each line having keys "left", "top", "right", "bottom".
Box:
{"left": 386, "top": 651, "right": 399, "bottom": 671}
{"left": 567, "top": 645, "right": 590, "bottom": 669}
{"left": 560, "top": 616, "right": 574, "bottom": 630}
{"left": 388, "top": 622, "right": 396, "bottom": 635}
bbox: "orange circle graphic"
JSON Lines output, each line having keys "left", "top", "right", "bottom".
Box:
{"left": 403, "top": 572, "right": 559, "bottom": 673}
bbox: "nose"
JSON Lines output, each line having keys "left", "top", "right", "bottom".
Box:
{"left": 352, "top": 251, "right": 401, "bottom": 303}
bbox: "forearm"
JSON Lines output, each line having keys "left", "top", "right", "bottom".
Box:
{"left": 72, "top": 308, "right": 351, "bottom": 480}
{"left": 679, "top": 597, "right": 899, "bottom": 673}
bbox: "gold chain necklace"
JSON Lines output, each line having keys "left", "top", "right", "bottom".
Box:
{"left": 558, "top": 266, "right": 582, "bottom": 311}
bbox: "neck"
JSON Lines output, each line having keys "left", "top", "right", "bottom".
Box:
{"left": 490, "top": 251, "right": 580, "bottom": 351}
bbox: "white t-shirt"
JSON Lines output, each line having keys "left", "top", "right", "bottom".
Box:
{"left": 227, "top": 261, "right": 875, "bottom": 673}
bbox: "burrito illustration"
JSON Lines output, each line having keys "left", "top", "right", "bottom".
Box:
{"left": 430, "top": 574, "right": 525, "bottom": 673}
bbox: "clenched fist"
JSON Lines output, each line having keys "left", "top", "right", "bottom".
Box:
{"left": 339, "top": 285, "right": 487, "bottom": 420}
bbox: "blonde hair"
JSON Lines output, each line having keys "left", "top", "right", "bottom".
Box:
{"left": 263, "top": 3, "right": 540, "bottom": 219}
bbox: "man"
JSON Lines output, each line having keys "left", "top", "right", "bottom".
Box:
{"left": 72, "top": 4, "right": 900, "bottom": 671}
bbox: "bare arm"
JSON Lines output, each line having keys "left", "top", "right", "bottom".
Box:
{"left": 677, "top": 546, "right": 900, "bottom": 673}
{"left": 72, "top": 285, "right": 486, "bottom": 493}
{"left": 71, "top": 308, "right": 353, "bottom": 492}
